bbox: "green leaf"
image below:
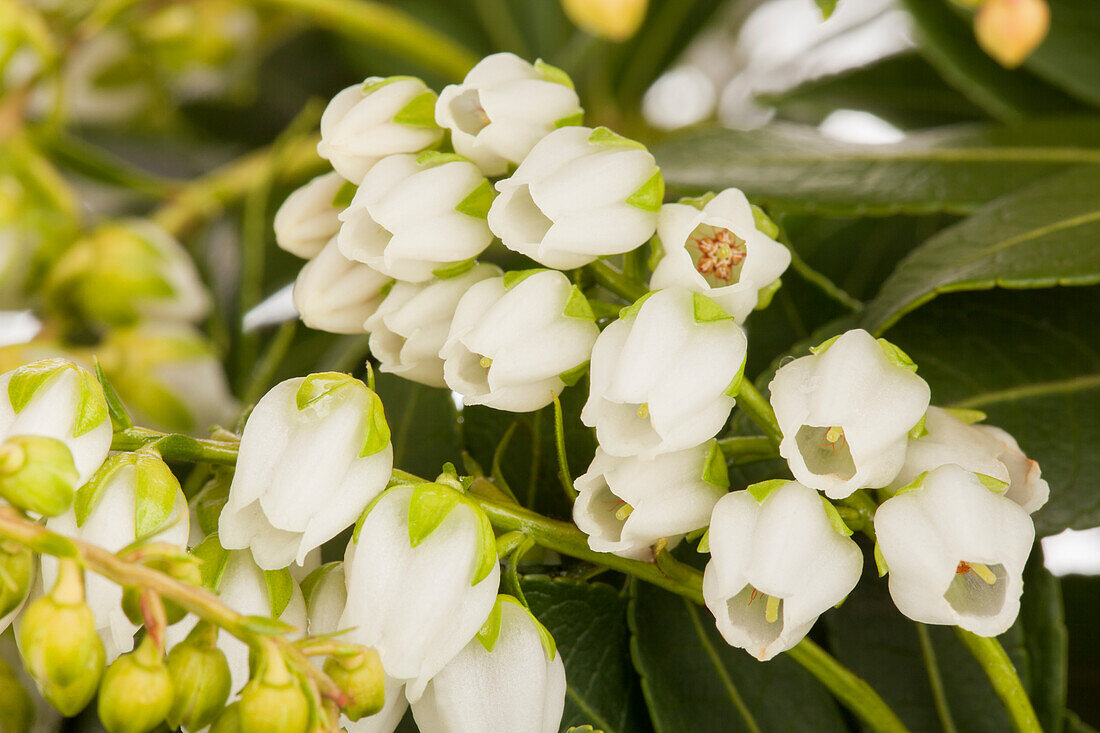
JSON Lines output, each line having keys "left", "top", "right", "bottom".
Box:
{"left": 133, "top": 454, "right": 182, "bottom": 539}
{"left": 454, "top": 179, "right": 495, "bottom": 219}
{"left": 653, "top": 119, "right": 1100, "bottom": 216}
{"left": 392, "top": 90, "right": 440, "bottom": 128}
{"left": 815, "top": 0, "right": 837, "bottom": 19}
{"left": 8, "top": 359, "right": 65, "bottom": 415}
{"left": 563, "top": 286, "right": 596, "bottom": 320}
{"left": 431, "top": 257, "right": 477, "bottom": 279}
{"left": 820, "top": 497, "right": 853, "bottom": 537}
{"left": 618, "top": 290, "right": 656, "bottom": 320}
{"left": 74, "top": 455, "right": 128, "bottom": 528}
{"left": 861, "top": 166, "right": 1100, "bottom": 334}
{"left": 359, "top": 390, "right": 391, "bottom": 458}
{"left": 559, "top": 361, "right": 589, "bottom": 388}
{"left": 373, "top": 372, "right": 462, "bottom": 479}
{"left": 295, "top": 372, "right": 355, "bottom": 410}
{"left": 1024, "top": 0, "right": 1100, "bottom": 107}
{"left": 300, "top": 562, "right": 342, "bottom": 611}
{"left": 191, "top": 535, "right": 230, "bottom": 592}
{"left": 747, "top": 479, "right": 786, "bottom": 503}
{"left": 535, "top": 59, "right": 575, "bottom": 89}
{"left": 629, "top": 579, "right": 846, "bottom": 733}
{"left": 523, "top": 577, "right": 653, "bottom": 733}
{"left": 700, "top": 440, "right": 729, "bottom": 489}
{"left": 476, "top": 594, "right": 557, "bottom": 660}
{"left": 588, "top": 127, "right": 646, "bottom": 150}
{"left": 885, "top": 286, "right": 1100, "bottom": 535}
{"left": 692, "top": 292, "right": 733, "bottom": 324}
{"left": 331, "top": 180, "right": 357, "bottom": 208}
{"left": 625, "top": 171, "right": 665, "bottom": 213}
{"left": 502, "top": 268, "right": 542, "bottom": 289}
{"left": 1020, "top": 545, "right": 1068, "bottom": 732}
{"left": 415, "top": 150, "right": 466, "bottom": 168}
{"left": 263, "top": 569, "right": 295, "bottom": 619}
{"left": 93, "top": 359, "right": 132, "bottom": 430}
{"left": 361, "top": 75, "right": 419, "bottom": 95}
{"left": 406, "top": 483, "right": 461, "bottom": 548}
{"left": 555, "top": 111, "right": 585, "bottom": 128}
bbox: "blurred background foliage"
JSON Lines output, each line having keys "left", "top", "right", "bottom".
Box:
{"left": 3, "top": 0, "right": 1100, "bottom": 730}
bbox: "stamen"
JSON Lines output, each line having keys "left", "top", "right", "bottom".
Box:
{"left": 824, "top": 426, "right": 844, "bottom": 444}
{"left": 969, "top": 562, "right": 998, "bottom": 585}
{"left": 764, "top": 595, "right": 780, "bottom": 624}
{"left": 479, "top": 356, "right": 492, "bottom": 369}
{"left": 636, "top": 404, "right": 649, "bottom": 419}
{"left": 614, "top": 503, "right": 633, "bottom": 521}
{"left": 748, "top": 588, "right": 760, "bottom": 605}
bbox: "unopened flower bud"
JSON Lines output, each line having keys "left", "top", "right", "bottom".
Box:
{"left": 0, "top": 656, "right": 34, "bottom": 733}
{"left": 237, "top": 648, "right": 310, "bottom": 733}
{"left": 319, "top": 76, "right": 444, "bottom": 183}
{"left": 323, "top": 648, "right": 385, "bottom": 721}
{"left": 0, "top": 541, "right": 33, "bottom": 622}
{"left": 17, "top": 560, "right": 106, "bottom": 716}
{"left": 44, "top": 220, "right": 210, "bottom": 326}
{"left": 210, "top": 702, "right": 242, "bottom": 733}
{"left": 97, "top": 635, "right": 174, "bottom": 733}
{"left": 166, "top": 622, "right": 232, "bottom": 731}
{"left": 975, "top": 0, "right": 1050, "bottom": 68}
{"left": 561, "top": 0, "right": 648, "bottom": 41}
{"left": 293, "top": 236, "right": 391, "bottom": 335}
{"left": 0, "top": 435, "right": 79, "bottom": 516}
{"left": 274, "top": 171, "right": 347, "bottom": 259}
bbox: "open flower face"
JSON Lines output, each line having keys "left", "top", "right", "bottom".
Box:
{"left": 581, "top": 288, "right": 747, "bottom": 459}
{"left": 365, "top": 263, "right": 502, "bottom": 389}
{"left": 337, "top": 152, "right": 496, "bottom": 282}
{"left": 702, "top": 481, "right": 862, "bottom": 661}
{"left": 487, "top": 125, "right": 662, "bottom": 270}
{"left": 440, "top": 270, "right": 599, "bottom": 413}
{"left": 875, "top": 464, "right": 1035, "bottom": 637}
{"left": 318, "top": 76, "right": 444, "bottom": 183}
{"left": 651, "top": 189, "right": 791, "bottom": 323}
{"left": 573, "top": 442, "right": 729, "bottom": 560}
{"left": 769, "top": 329, "right": 931, "bottom": 499}
{"left": 436, "top": 53, "right": 583, "bottom": 176}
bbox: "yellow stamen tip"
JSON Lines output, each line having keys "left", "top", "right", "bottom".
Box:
{"left": 636, "top": 404, "right": 649, "bottom": 419}
{"left": 614, "top": 504, "right": 633, "bottom": 521}
{"left": 765, "top": 595, "right": 780, "bottom": 624}
{"left": 969, "top": 562, "right": 998, "bottom": 585}
{"left": 479, "top": 356, "right": 492, "bottom": 369}
{"left": 825, "top": 426, "right": 844, "bottom": 444}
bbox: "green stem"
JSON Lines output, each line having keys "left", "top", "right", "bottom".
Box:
{"left": 716, "top": 435, "right": 779, "bottom": 464}
{"left": 472, "top": 0, "right": 528, "bottom": 56}
{"left": 112, "top": 428, "right": 240, "bottom": 465}
{"left": 838, "top": 489, "right": 878, "bottom": 541}
{"left": 243, "top": 321, "right": 299, "bottom": 406}
{"left": 251, "top": 0, "right": 478, "bottom": 81}
{"left": 734, "top": 381, "right": 783, "bottom": 447}
{"left": 584, "top": 260, "right": 648, "bottom": 303}
{"left": 786, "top": 639, "right": 911, "bottom": 733}
{"left": 775, "top": 226, "right": 862, "bottom": 313}
{"left": 955, "top": 629, "right": 1042, "bottom": 733}
{"left": 917, "top": 624, "right": 959, "bottom": 733}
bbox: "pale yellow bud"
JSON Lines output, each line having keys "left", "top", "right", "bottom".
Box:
{"left": 974, "top": 0, "right": 1051, "bottom": 68}
{"left": 561, "top": 0, "right": 649, "bottom": 41}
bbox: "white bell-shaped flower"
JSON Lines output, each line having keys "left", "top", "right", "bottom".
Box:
{"left": 573, "top": 441, "right": 729, "bottom": 560}
{"left": 702, "top": 480, "right": 862, "bottom": 661}
{"left": 219, "top": 373, "right": 393, "bottom": 570}
{"left": 411, "top": 595, "right": 566, "bottom": 733}
{"left": 365, "top": 263, "right": 502, "bottom": 388}
{"left": 167, "top": 538, "right": 307, "bottom": 693}
{"left": 340, "top": 482, "right": 500, "bottom": 702}
{"left": 874, "top": 464, "right": 1035, "bottom": 636}
{"left": 650, "top": 190, "right": 791, "bottom": 323}
{"left": 304, "top": 562, "right": 410, "bottom": 733}
{"left": 293, "top": 235, "right": 391, "bottom": 334}
{"left": 769, "top": 329, "right": 931, "bottom": 499}
{"left": 0, "top": 359, "right": 111, "bottom": 485}
{"left": 337, "top": 152, "right": 496, "bottom": 282}
{"left": 581, "top": 288, "right": 746, "bottom": 458}
{"left": 487, "top": 125, "right": 663, "bottom": 269}
{"left": 440, "top": 270, "right": 599, "bottom": 412}
{"left": 888, "top": 406, "right": 1049, "bottom": 513}
{"left": 435, "top": 53, "right": 583, "bottom": 177}
{"left": 318, "top": 76, "right": 444, "bottom": 182}
{"left": 43, "top": 451, "right": 190, "bottom": 662}
{"left": 274, "top": 171, "right": 347, "bottom": 259}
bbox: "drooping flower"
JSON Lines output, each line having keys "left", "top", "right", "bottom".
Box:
{"left": 274, "top": 171, "right": 348, "bottom": 259}
{"left": 293, "top": 235, "right": 391, "bottom": 334}
{"left": 0, "top": 359, "right": 111, "bottom": 485}
{"left": 435, "top": 53, "right": 583, "bottom": 176}
{"left": 219, "top": 373, "right": 393, "bottom": 570}
{"left": 365, "top": 264, "right": 502, "bottom": 388}
{"left": 581, "top": 288, "right": 746, "bottom": 459}
{"left": 411, "top": 595, "right": 566, "bottom": 733}
{"left": 889, "top": 406, "right": 1049, "bottom": 513}
{"left": 318, "top": 76, "right": 444, "bottom": 183}
{"left": 702, "top": 480, "right": 862, "bottom": 661}
{"left": 650, "top": 190, "right": 790, "bottom": 323}
{"left": 874, "top": 464, "right": 1035, "bottom": 637}
{"left": 487, "top": 126, "right": 662, "bottom": 270}
{"left": 340, "top": 482, "right": 500, "bottom": 702}
{"left": 42, "top": 451, "right": 190, "bottom": 662}
{"left": 769, "top": 329, "right": 930, "bottom": 499}
{"left": 573, "top": 441, "right": 729, "bottom": 560}
{"left": 440, "top": 270, "right": 599, "bottom": 412}
{"left": 337, "top": 151, "right": 496, "bottom": 282}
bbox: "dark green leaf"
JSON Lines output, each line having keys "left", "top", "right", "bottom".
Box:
{"left": 654, "top": 118, "right": 1100, "bottom": 217}
{"left": 1023, "top": 0, "right": 1100, "bottom": 107}
{"left": 522, "top": 576, "right": 653, "bottom": 733}
{"left": 861, "top": 166, "right": 1100, "bottom": 333}
{"left": 1020, "top": 545, "right": 1068, "bottom": 732}
{"left": 629, "top": 581, "right": 846, "bottom": 732}
{"left": 373, "top": 372, "right": 462, "bottom": 479}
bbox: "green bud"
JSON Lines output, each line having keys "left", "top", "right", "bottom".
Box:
{"left": 122, "top": 547, "right": 203, "bottom": 626}
{"left": 0, "top": 435, "right": 79, "bottom": 516}
{"left": 237, "top": 649, "right": 309, "bottom": 733}
{"left": 323, "top": 648, "right": 384, "bottom": 721}
{"left": 17, "top": 561, "right": 106, "bottom": 716}
{"left": 166, "top": 623, "right": 231, "bottom": 731}
{"left": 0, "top": 656, "right": 35, "bottom": 733}
{"left": 210, "top": 702, "right": 242, "bottom": 733}
{"left": 97, "top": 635, "right": 174, "bottom": 733}
{"left": 0, "top": 541, "right": 33, "bottom": 618}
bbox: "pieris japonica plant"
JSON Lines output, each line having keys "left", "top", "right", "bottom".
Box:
{"left": 0, "top": 5, "right": 1090, "bottom": 730}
